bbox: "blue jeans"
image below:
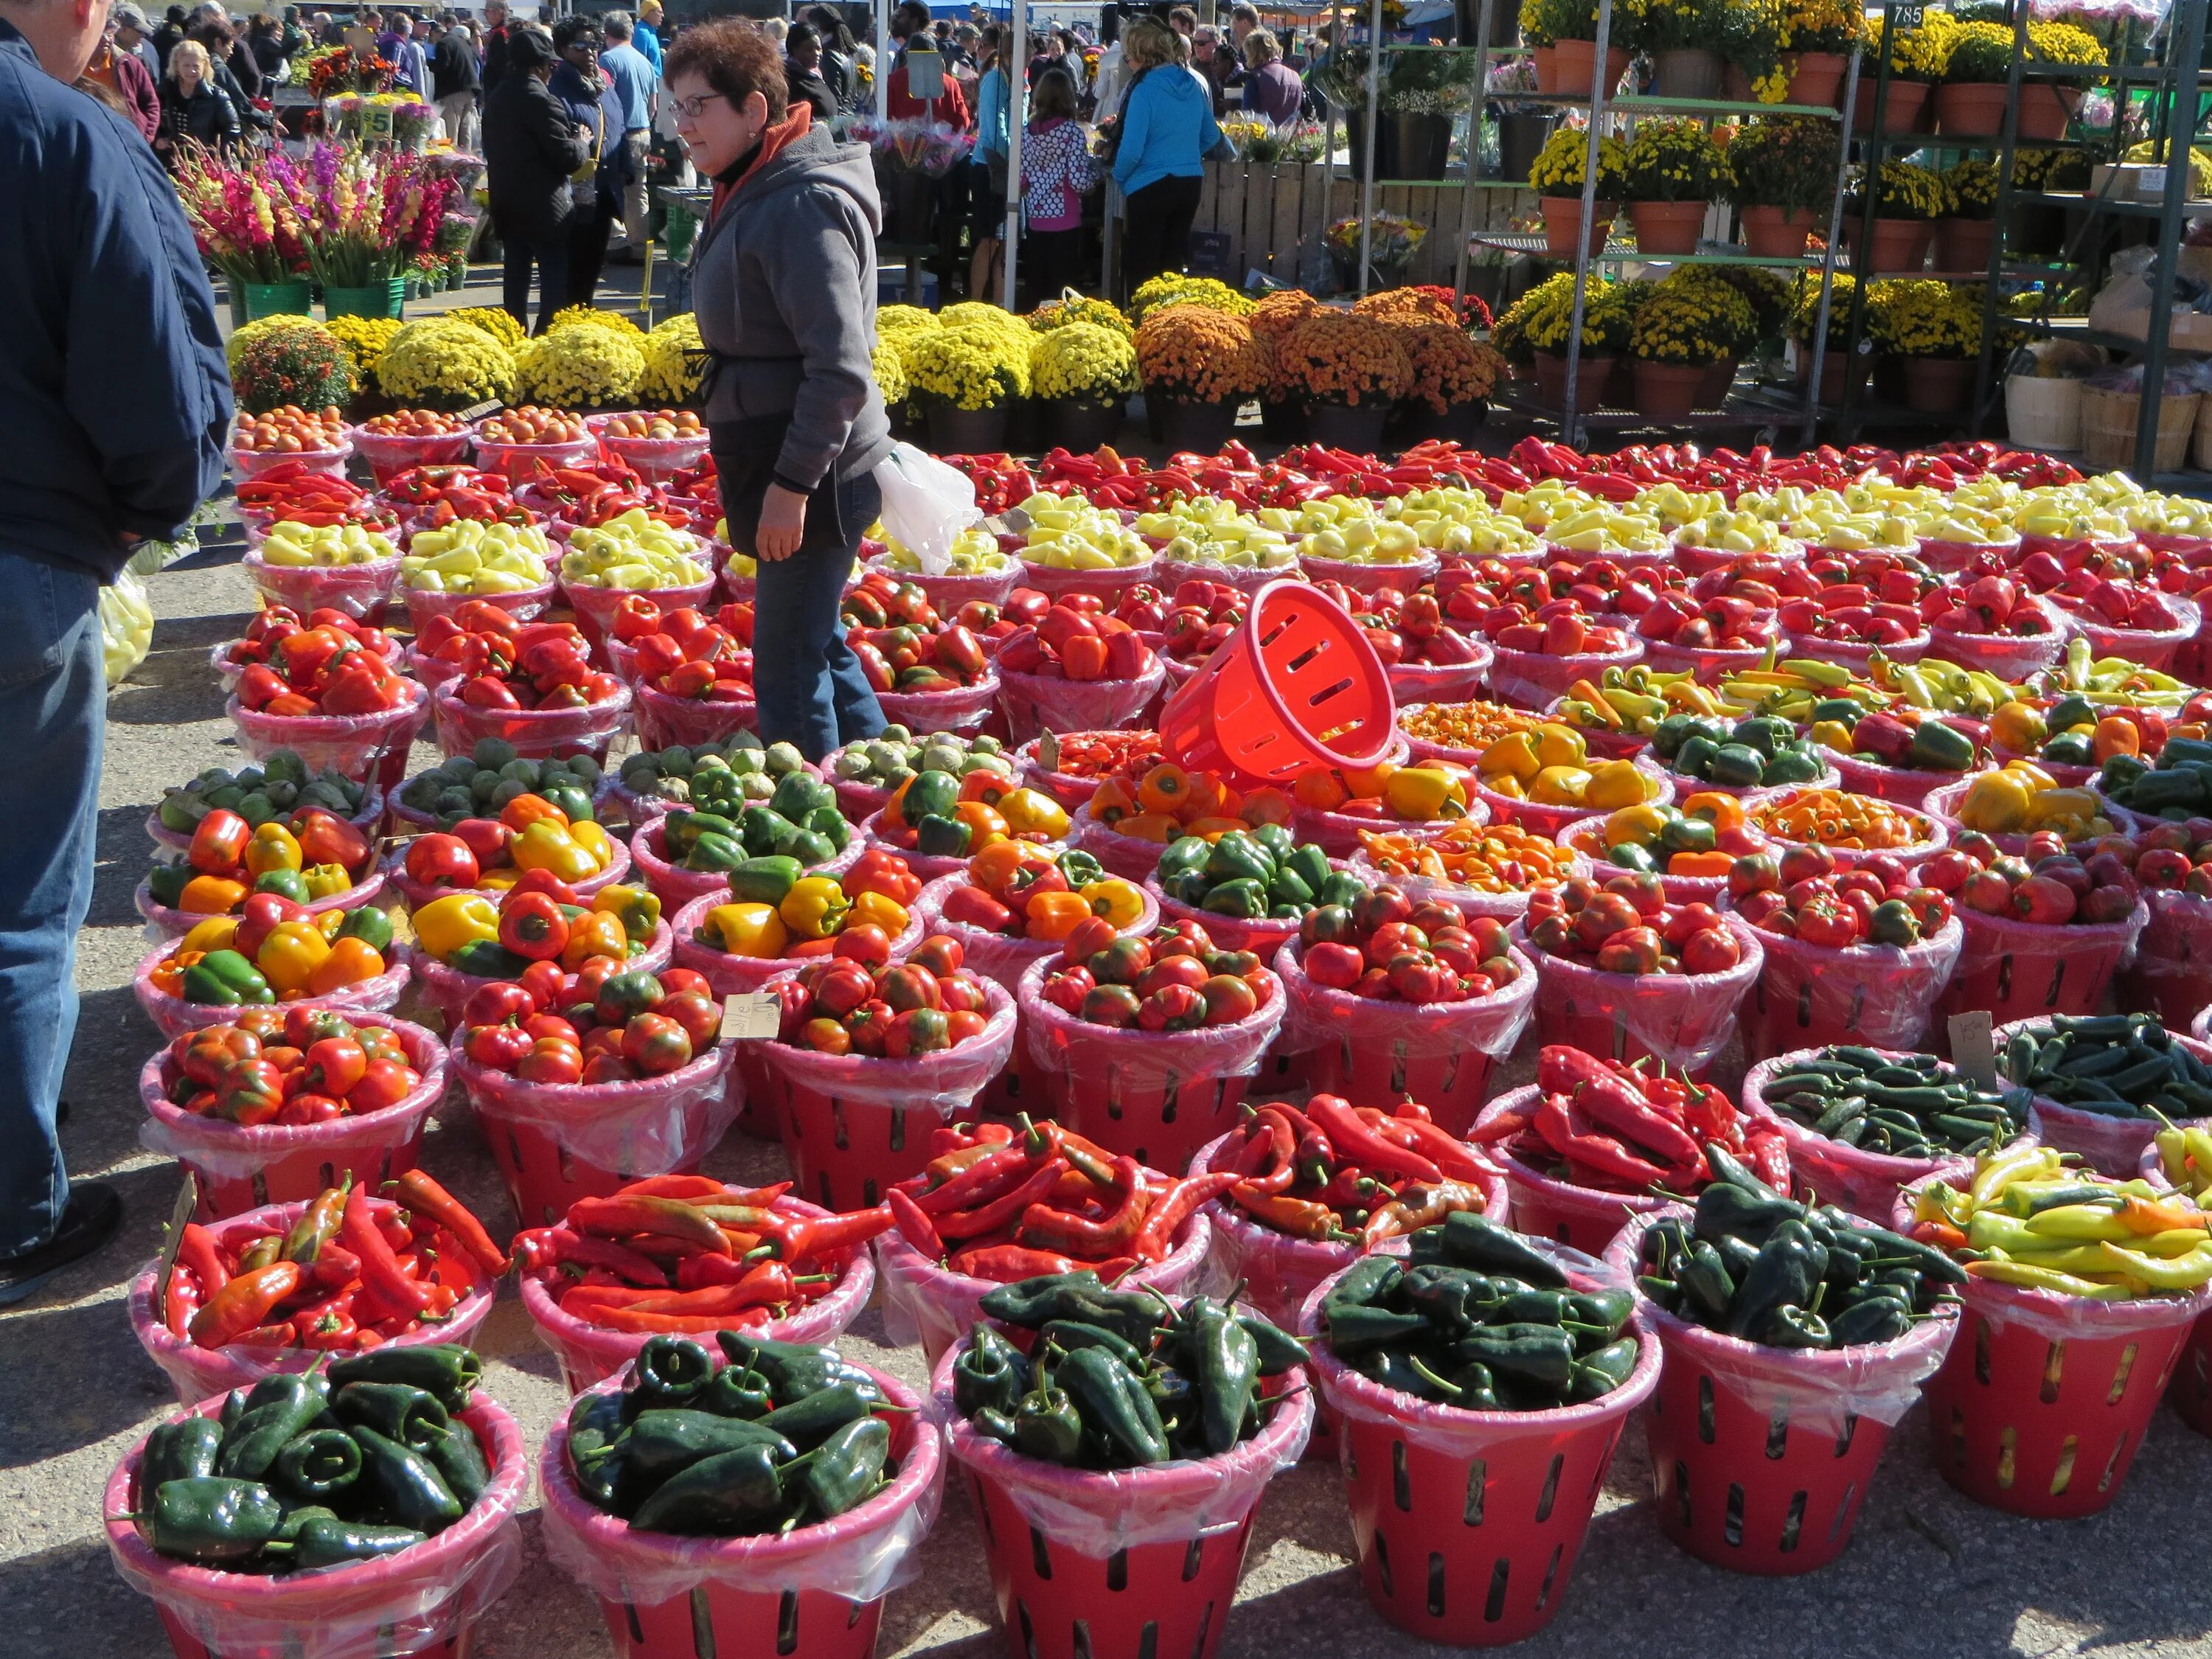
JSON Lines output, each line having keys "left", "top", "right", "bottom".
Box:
{"left": 0, "top": 555, "right": 102, "bottom": 1255}
{"left": 748, "top": 474, "right": 888, "bottom": 762}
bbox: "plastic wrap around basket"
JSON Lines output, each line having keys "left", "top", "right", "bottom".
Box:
{"left": 874, "top": 671, "right": 1001, "bottom": 737}
{"left": 1515, "top": 911, "right": 1763, "bottom": 1075}
{"left": 2121, "top": 886, "right": 2212, "bottom": 1030}
{"left": 1783, "top": 625, "right": 1933, "bottom": 670}
{"left": 2005, "top": 1014, "right": 2212, "bottom": 1176}
{"left": 875, "top": 1189, "right": 1210, "bottom": 1366}
{"left": 397, "top": 571, "right": 559, "bottom": 633}
{"left": 1740, "top": 1051, "right": 1980, "bottom": 1219}
{"left": 1559, "top": 817, "right": 1741, "bottom": 909}
{"left": 1297, "top": 550, "right": 1439, "bottom": 595}
{"left": 1385, "top": 650, "right": 1491, "bottom": 707}
{"left": 1153, "top": 555, "right": 1298, "bottom": 598}
{"left": 996, "top": 661, "right": 1166, "bottom": 746}
{"left": 139, "top": 1017, "right": 447, "bottom": 1220}
{"left": 348, "top": 423, "right": 473, "bottom": 484}
{"left": 432, "top": 681, "right": 632, "bottom": 763}
{"left": 1917, "top": 535, "right": 2022, "bottom": 575}
{"left": 1925, "top": 619, "right": 2067, "bottom": 681}
{"left": 1605, "top": 1205, "right": 1956, "bottom": 1572}
{"left": 1296, "top": 1239, "right": 1658, "bottom": 1644}
{"left": 398, "top": 921, "right": 673, "bottom": 1030}
{"left": 932, "top": 1330, "right": 1312, "bottom": 1659}
{"left": 1486, "top": 636, "right": 1644, "bottom": 711}
{"left": 134, "top": 866, "right": 388, "bottom": 943}
{"left": 241, "top": 549, "right": 403, "bottom": 627}
{"left": 1635, "top": 632, "right": 1783, "bottom": 684}
{"left": 1345, "top": 844, "right": 1593, "bottom": 925}
{"left": 133, "top": 936, "right": 410, "bottom": 1040}
{"left": 228, "top": 681, "right": 429, "bottom": 793}
{"left": 1937, "top": 902, "right": 2146, "bottom": 1032}
{"left": 1743, "top": 914, "right": 1964, "bottom": 1063}
{"left": 448, "top": 1024, "right": 735, "bottom": 1228}
{"left": 128, "top": 1197, "right": 497, "bottom": 1405}
{"left": 1473, "top": 1086, "right": 1663, "bottom": 1253}
{"left": 538, "top": 1357, "right": 942, "bottom": 1655}
{"left": 1018, "top": 955, "right": 1284, "bottom": 1173}
{"left": 762, "top": 972, "right": 1019, "bottom": 1212}
{"left": 1274, "top": 937, "right": 1536, "bottom": 1137}
{"left": 860, "top": 554, "right": 1020, "bottom": 611}
{"left": 521, "top": 1194, "right": 876, "bottom": 1394}
{"left": 630, "top": 682, "right": 762, "bottom": 752}
{"left": 585, "top": 417, "right": 714, "bottom": 479}
{"left": 563, "top": 569, "right": 717, "bottom": 653}
{"left": 1823, "top": 749, "right": 1979, "bottom": 812}
{"left": 1746, "top": 789, "right": 1948, "bottom": 871}
{"left": 1290, "top": 791, "right": 1492, "bottom": 860}
{"left": 1896, "top": 1172, "right": 2212, "bottom": 1519}
{"left": 2058, "top": 594, "right": 2201, "bottom": 673}
{"left": 108, "top": 1394, "right": 527, "bottom": 1659}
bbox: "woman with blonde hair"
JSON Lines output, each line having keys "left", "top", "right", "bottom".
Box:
{"left": 1108, "top": 14, "right": 1221, "bottom": 296}
{"left": 155, "top": 37, "right": 239, "bottom": 164}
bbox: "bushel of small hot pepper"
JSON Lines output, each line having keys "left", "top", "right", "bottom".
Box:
{"left": 1514, "top": 910, "right": 1764, "bottom": 1074}
{"left": 1017, "top": 956, "right": 1286, "bottom": 1093}
{"left": 995, "top": 658, "right": 1166, "bottom": 746}
{"left": 759, "top": 970, "right": 1018, "bottom": 1114}
{"left": 930, "top": 1317, "right": 1314, "bottom": 1555}
{"left": 1273, "top": 936, "right": 1537, "bottom": 1066}
{"left": 448, "top": 1039, "right": 737, "bottom": 1176}
{"left": 1603, "top": 1203, "right": 1958, "bottom": 1436}
{"left": 1750, "top": 913, "right": 1965, "bottom": 1054}
{"left": 1296, "top": 1229, "right": 1656, "bottom": 1457}
{"left": 104, "top": 1402, "right": 526, "bottom": 1659}
{"left": 535, "top": 1363, "right": 943, "bottom": 1610}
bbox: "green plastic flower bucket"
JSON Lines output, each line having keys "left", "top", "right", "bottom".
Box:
{"left": 243, "top": 281, "right": 313, "bottom": 320}
{"left": 323, "top": 278, "right": 407, "bottom": 321}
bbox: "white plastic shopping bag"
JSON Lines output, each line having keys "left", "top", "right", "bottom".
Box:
{"left": 874, "top": 441, "right": 980, "bottom": 574}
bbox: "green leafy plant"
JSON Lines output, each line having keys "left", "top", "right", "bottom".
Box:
{"left": 1721, "top": 116, "right": 1838, "bottom": 213}
{"left": 1713, "top": 0, "right": 1787, "bottom": 102}
{"left": 1625, "top": 117, "right": 1731, "bottom": 202}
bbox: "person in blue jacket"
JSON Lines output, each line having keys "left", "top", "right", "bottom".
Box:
{"left": 1109, "top": 15, "right": 1222, "bottom": 297}
{"left": 0, "top": 0, "right": 231, "bottom": 1302}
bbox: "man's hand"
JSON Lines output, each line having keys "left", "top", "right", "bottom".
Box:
{"left": 756, "top": 484, "right": 808, "bottom": 561}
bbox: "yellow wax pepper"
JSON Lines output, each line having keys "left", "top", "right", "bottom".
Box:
{"left": 511, "top": 819, "right": 600, "bottom": 882}
{"left": 779, "top": 876, "right": 850, "bottom": 940}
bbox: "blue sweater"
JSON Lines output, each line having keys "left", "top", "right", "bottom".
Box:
{"left": 1110, "top": 63, "right": 1220, "bottom": 197}
{"left": 0, "top": 20, "right": 229, "bottom": 580}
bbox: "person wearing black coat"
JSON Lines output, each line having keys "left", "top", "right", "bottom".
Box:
{"left": 481, "top": 29, "right": 588, "bottom": 334}
{"left": 153, "top": 37, "right": 239, "bottom": 164}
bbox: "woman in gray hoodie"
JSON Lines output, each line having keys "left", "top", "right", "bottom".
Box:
{"left": 668, "top": 19, "right": 894, "bottom": 760}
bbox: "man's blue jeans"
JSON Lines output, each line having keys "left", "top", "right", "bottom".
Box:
{"left": 0, "top": 554, "right": 101, "bottom": 1256}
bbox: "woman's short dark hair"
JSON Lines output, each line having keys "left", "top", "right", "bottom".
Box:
{"left": 665, "top": 17, "right": 790, "bottom": 121}
{"left": 786, "top": 21, "right": 818, "bottom": 51}
{"left": 1031, "top": 63, "right": 1076, "bottom": 119}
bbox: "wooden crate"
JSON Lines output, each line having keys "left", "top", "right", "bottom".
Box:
{"left": 1184, "top": 160, "right": 1535, "bottom": 291}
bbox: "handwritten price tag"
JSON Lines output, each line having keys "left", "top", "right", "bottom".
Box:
{"left": 720, "top": 992, "right": 784, "bottom": 1041}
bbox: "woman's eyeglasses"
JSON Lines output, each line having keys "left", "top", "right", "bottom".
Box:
{"left": 672, "top": 91, "right": 728, "bottom": 118}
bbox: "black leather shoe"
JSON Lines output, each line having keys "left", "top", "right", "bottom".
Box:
{"left": 0, "top": 1182, "right": 123, "bottom": 1305}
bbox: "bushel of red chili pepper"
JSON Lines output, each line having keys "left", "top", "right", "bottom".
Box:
{"left": 1209, "top": 1092, "right": 1495, "bottom": 1248}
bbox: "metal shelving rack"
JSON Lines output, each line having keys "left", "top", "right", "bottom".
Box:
{"left": 1450, "top": 0, "right": 1857, "bottom": 448}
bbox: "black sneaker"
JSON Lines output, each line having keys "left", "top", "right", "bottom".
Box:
{"left": 0, "top": 1182, "right": 123, "bottom": 1306}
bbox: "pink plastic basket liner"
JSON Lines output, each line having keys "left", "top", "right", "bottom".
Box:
{"left": 1020, "top": 953, "right": 1283, "bottom": 1101}
{"left": 997, "top": 661, "right": 1166, "bottom": 745}
{"left": 2125, "top": 886, "right": 2212, "bottom": 1028}
{"left": 876, "top": 1197, "right": 1210, "bottom": 1362}
{"left": 1925, "top": 622, "right": 2067, "bottom": 681}
{"left": 1154, "top": 556, "right": 1293, "bottom": 598}
{"left": 469, "top": 426, "right": 599, "bottom": 481}
{"left": 133, "top": 937, "right": 409, "bottom": 1040}
{"left": 2058, "top": 594, "right": 2200, "bottom": 672}
{"left": 1015, "top": 555, "right": 1158, "bottom": 602}
{"left": 1783, "top": 626, "right": 1933, "bottom": 670}
{"left": 914, "top": 871, "right": 1156, "bottom": 991}
{"left": 400, "top": 577, "right": 556, "bottom": 634}
{"left": 242, "top": 552, "right": 404, "bottom": 625}
{"left": 1824, "top": 749, "right": 1977, "bottom": 812}
{"left": 1486, "top": 637, "right": 1644, "bottom": 710}
{"left": 448, "top": 1032, "right": 737, "bottom": 1176}
{"left": 875, "top": 671, "right": 1001, "bottom": 736}
{"left": 1745, "top": 914, "right": 1964, "bottom": 1061}
{"left": 229, "top": 683, "right": 428, "bottom": 790}
{"left": 348, "top": 424, "right": 473, "bottom": 483}
{"left": 1919, "top": 777, "right": 2120, "bottom": 859}
{"left": 127, "top": 1197, "right": 495, "bottom": 1405}
{"left": 538, "top": 1359, "right": 942, "bottom": 1615}
{"left": 861, "top": 554, "right": 1020, "bottom": 611}
{"left": 1067, "top": 801, "right": 1180, "bottom": 880}
{"left": 521, "top": 1194, "right": 877, "bottom": 1393}
{"left": 106, "top": 1394, "right": 526, "bottom": 1659}
{"left": 1741, "top": 1049, "right": 1982, "bottom": 1218}
{"left": 1637, "top": 633, "right": 1781, "bottom": 683}
{"left": 431, "top": 681, "right": 631, "bottom": 762}
{"left": 759, "top": 971, "right": 1017, "bottom": 1116}
{"left": 1514, "top": 911, "right": 1763, "bottom": 1074}
{"left": 632, "top": 682, "right": 762, "bottom": 751}
{"left": 1298, "top": 551, "right": 1439, "bottom": 595}
{"left": 230, "top": 439, "right": 353, "bottom": 480}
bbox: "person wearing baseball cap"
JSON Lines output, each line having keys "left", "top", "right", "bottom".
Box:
{"left": 111, "top": 3, "right": 157, "bottom": 76}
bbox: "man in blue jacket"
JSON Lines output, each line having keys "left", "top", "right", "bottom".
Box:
{"left": 0, "top": 0, "right": 231, "bottom": 1302}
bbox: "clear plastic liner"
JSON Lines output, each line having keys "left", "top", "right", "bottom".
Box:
{"left": 431, "top": 681, "right": 632, "bottom": 763}
{"left": 229, "top": 683, "right": 428, "bottom": 786}
{"left": 1486, "top": 637, "right": 1644, "bottom": 711}
{"left": 1018, "top": 956, "right": 1284, "bottom": 1101}
{"left": 875, "top": 671, "right": 1000, "bottom": 737}
{"left": 400, "top": 920, "right": 673, "bottom": 1028}
{"left": 996, "top": 661, "right": 1167, "bottom": 745}
{"left": 448, "top": 1034, "right": 737, "bottom": 1175}
{"left": 1515, "top": 911, "right": 1764, "bottom": 1073}
{"left": 1274, "top": 935, "right": 1536, "bottom": 1077}
{"left": 241, "top": 551, "right": 404, "bottom": 624}
{"left": 136, "top": 867, "right": 388, "bottom": 942}
{"left": 1297, "top": 552, "right": 1439, "bottom": 594}
{"left": 401, "top": 577, "right": 557, "bottom": 633}
{"left": 1748, "top": 914, "right": 1964, "bottom": 1055}
{"left": 632, "top": 682, "right": 760, "bottom": 751}
{"left": 761, "top": 971, "right": 1018, "bottom": 1114}
{"left": 2062, "top": 593, "right": 2201, "bottom": 672}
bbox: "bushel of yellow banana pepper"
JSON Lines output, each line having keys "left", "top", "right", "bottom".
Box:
{"left": 260, "top": 920, "right": 330, "bottom": 995}
{"left": 705, "top": 902, "right": 787, "bottom": 957}
{"left": 414, "top": 891, "right": 500, "bottom": 960}
{"left": 781, "top": 876, "right": 849, "bottom": 939}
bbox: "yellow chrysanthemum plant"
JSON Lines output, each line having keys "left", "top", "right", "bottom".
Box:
{"left": 1527, "top": 125, "right": 1630, "bottom": 198}
{"left": 323, "top": 315, "right": 402, "bottom": 388}
{"left": 1941, "top": 159, "right": 1999, "bottom": 221}
{"left": 375, "top": 317, "right": 518, "bottom": 409}
{"left": 636, "top": 314, "right": 706, "bottom": 406}
{"left": 1029, "top": 321, "right": 1139, "bottom": 406}
{"left": 1852, "top": 159, "right": 1947, "bottom": 221}
{"left": 1787, "top": 268, "right": 1857, "bottom": 347}
{"left": 549, "top": 305, "right": 646, "bottom": 339}
{"left": 1866, "top": 278, "right": 1981, "bottom": 360}
{"left": 870, "top": 339, "right": 908, "bottom": 408}
{"left": 2026, "top": 19, "right": 2109, "bottom": 88}
{"left": 1519, "top": 274, "right": 1635, "bottom": 358}
{"left": 1624, "top": 117, "right": 1731, "bottom": 202}
{"left": 1775, "top": 0, "right": 1863, "bottom": 56}
{"left": 1029, "top": 293, "right": 1135, "bottom": 341}
{"left": 448, "top": 306, "right": 526, "bottom": 350}
{"left": 1128, "top": 274, "right": 1253, "bottom": 323}
{"left": 515, "top": 322, "right": 646, "bottom": 408}
{"left": 903, "top": 321, "right": 1031, "bottom": 412}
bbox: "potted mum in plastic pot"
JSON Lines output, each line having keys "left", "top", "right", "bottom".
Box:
{"left": 1273, "top": 311, "right": 1414, "bottom": 452}
{"left": 1639, "top": 0, "right": 1729, "bottom": 98}
{"left": 1774, "top": 0, "right": 1865, "bottom": 107}
{"left": 1325, "top": 211, "right": 1428, "bottom": 292}
{"left": 1625, "top": 280, "right": 1742, "bottom": 420}
{"left": 1936, "top": 157, "right": 1999, "bottom": 274}
{"left": 1725, "top": 116, "right": 1838, "bottom": 257}
{"left": 1388, "top": 319, "right": 1507, "bottom": 438}
{"left": 1842, "top": 158, "right": 1945, "bottom": 274}
{"left": 1624, "top": 116, "right": 1729, "bottom": 256}
{"left": 1520, "top": 271, "right": 1633, "bottom": 411}
{"left": 1868, "top": 276, "right": 1983, "bottom": 414}
{"left": 2023, "top": 18, "right": 2110, "bottom": 138}
{"left": 1133, "top": 301, "right": 1267, "bottom": 453}
{"left": 1528, "top": 125, "right": 1629, "bottom": 259}
{"left": 905, "top": 319, "right": 1031, "bottom": 453}
{"left": 1545, "top": 0, "right": 1633, "bottom": 96}
{"left": 1029, "top": 319, "right": 1138, "bottom": 453}
{"left": 1855, "top": 12, "right": 1944, "bottom": 133}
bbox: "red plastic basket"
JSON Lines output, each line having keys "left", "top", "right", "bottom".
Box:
{"left": 538, "top": 1359, "right": 941, "bottom": 1659}
{"left": 1607, "top": 1206, "right": 1958, "bottom": 1572}
{"left": 138, "top": 1018, "right": 445, "bottom": 1222}
{"left": 762, "top": 975, "right": 1019, "bottom": 1212}
{"left": 2118, "top": 886, "right": 2212, "bottom": 1032}
{"left": 995, "top": 662, "right": 1166, "bottom": 748}
{"left": 1899, "top": 1178, "right": 2210, "bottom": 1518}
{"left": 1298, "top": 1248, "right": 1660, "bottom": 1644}
{"left": 1016, "top": 956, "right": 1285, "bottom": 1173}
{"left": 933, "top": 1336, "right": 1312, "bottom": 1659}
{"left": 431, "top": 681, "right": 633, "bottom": 764}
{"left": 520, "top": 1194, "right": 876, "bottom": 1393}
{"left": 449, "top": 1037, "right": 738, "bottom": 1230}
{"left": 1516, "top": 912, "right": 1763, "bottom": 1077}
{"left": 631, "top": 681, "right": 760, "bottom": 751}
{"left": 1936, "top": 902, "right": 2147, "bottom": 1033}
{"left": 107, "top": 1394, "right": 526, "bottom": 1659}
{"left": 1275, "top": 938, "right": 1536, "bottom": 1137}
{"left": 1472, "top": 1088, "right": 1663, "bottom": 1253}
{"left": 1158, "top": 580, "right": 1395, "bottom": 787}
{"left": 1743, "top": 914, "right": 1964, "bottom": 1063}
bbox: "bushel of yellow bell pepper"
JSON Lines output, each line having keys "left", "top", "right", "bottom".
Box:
{"left": 243, "top": 824, "right": 302, "bottom": 879}
{"left": 848, "top": 889, "right": 909, "bottom": 936}
{"left": 1082, "top": 877, "right": 1144, "bottom": 928}
{"left": 1582, "top": 759, "right": 1652, "bottom": 810}
{"left": 1528, "top": 765, "right": 1592, "bottom": 806}
{"left": 595, "top": 883, "right": 662, "bottom": 942}
{"left": 705, "top": 902, "right": 787, "bottom": 958}
{"left": 179, "top": 916, "right": 240, "bottom": 956}
{"left": 1533, "top": 724, "right": 1586, "bottom": 769}
{"left": 561, "top": 908, "right": 629, "bottom": 968}
{"left": 1382, "top": 766, "right": 1465, "bottom": 821}
{"left": 260, "top": 920, "right": 331, "bottom": 996}
{"left": 1958, "top": 769, "right": 2034, "bottom": 835}
{"left": 511, "top": 819, "right": 600, "bottom": 881}
{"left": 1989, "top": 700, "right": 2045, "bottom": 754}
{"left": 1478, "top": 732, "right": 1539, "bottom": 783}
{"left": 414, "top": 891, "right": 500, "bottom": 960}
{"left": 302, "top": 863, "right": 352, "bottom": 900}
